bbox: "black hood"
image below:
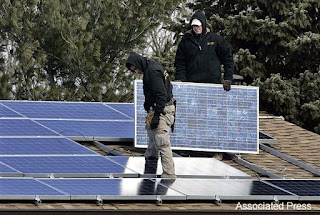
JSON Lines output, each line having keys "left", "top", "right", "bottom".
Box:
{"left": 190, "top": 10, "right": 207, "bottom": 35}
{"left": 126, "top": 52, "right": 148, "bottom": 73}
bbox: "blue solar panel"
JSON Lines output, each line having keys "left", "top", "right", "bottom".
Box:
{"left": 0, "top": 101, "right": 132, "bottom": 120}
{"left": 0, "top": 162, "right": 20, "bottom": 174}
{"left": 0, "top": 104, "right": 23, "bottom": 117}
{"left": 39, "top": 178, "right": 185, "bottom": 198}
{"left": 0, "top": 178, "right": 65, "bottom": 196}
{"left": 0, "top": 138, "right": 97, "bottom": 155}
{"left": 35, "top": 120, "right": 134, "bottom": 140}
{"left": 135, "top": 81, "right": 259, "bottom": 153}
{"left": 105, "top": 103, "right": 134, "bottom": 119}
{"left": 0, "top": 119, "right": 59, "bottom": 136}
{"left": 0, "top": 156, "right": 137, "bottom": 176}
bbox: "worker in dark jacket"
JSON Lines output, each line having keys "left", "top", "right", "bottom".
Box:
{"left": 126, "top": 52, "right": 176, "bottom": 179}
{"left": 175, "top": 10, "right": 234, "bottom": 91}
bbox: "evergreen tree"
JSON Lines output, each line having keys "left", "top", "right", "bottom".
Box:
{"left": 0, "top": 0, "right": 182, "bottom": 101}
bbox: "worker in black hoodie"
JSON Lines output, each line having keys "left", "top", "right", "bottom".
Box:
{"left": 175, "top": 10, "right": 234, "bottom": 91}
{"left": 126, "top": 52, "right": 176, "bottom": 179}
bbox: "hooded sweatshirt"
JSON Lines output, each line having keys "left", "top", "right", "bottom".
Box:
{"left": 175, "top": 10, "right": 234, "bottom": 84}
{"left": 126, "top": 52, "right": 173, "bottom": 114}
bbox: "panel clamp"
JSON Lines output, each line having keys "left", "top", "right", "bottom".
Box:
{"left": 96, "top": 195, "right": 103, "bottom": 205}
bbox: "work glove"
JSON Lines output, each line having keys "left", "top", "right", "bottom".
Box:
{"left": 222, "top": 80, "right": 232, "bottom": 91}
{"left": 150, "top": 112, "right": 160, "bottom": 130}
{"left": 144, "top": 102, "right": 150, "bottom": 112}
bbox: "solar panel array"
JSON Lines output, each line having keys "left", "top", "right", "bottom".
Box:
{"left": 1, "top": 178, "right": 319, "bottom": 201}
{"left": 134, "top": 81, "right": 259, "bottom": 153}
{"left": 1, "top": 100, "right": 318, "bottom": 203}
{"left": 0, "top": 101, "right": 134, "bottom": 141}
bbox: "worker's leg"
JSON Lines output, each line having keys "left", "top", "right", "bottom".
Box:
{"left": 144, "top": 129, "right": 160, "bottom": 159}
{"left": 155, "top": 105, "right": 175, "bottom": 177}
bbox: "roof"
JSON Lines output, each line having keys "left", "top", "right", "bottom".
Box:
{"left": 1, "top": 112, "right": 320, "bottom": 213}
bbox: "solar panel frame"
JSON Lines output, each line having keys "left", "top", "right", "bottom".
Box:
{"left": 134, "top": 80, "right": 259, "bottom": 153}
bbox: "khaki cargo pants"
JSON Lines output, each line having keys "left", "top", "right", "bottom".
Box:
{"left": 145, "top": 104, "right": 175, "bottom": 175}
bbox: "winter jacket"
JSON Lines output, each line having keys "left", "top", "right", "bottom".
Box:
{"left": 126, "top": 52, "right": 173, "bottom": 114}
{"left": 175, "top": 10, "right": 234, "bottom": 83}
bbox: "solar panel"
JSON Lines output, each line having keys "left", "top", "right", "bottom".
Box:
{"left": 0, "top": 178, "right": 67, "bottom": 200}
{"left": 0, "top": 100, "right": 132, "bottom": 120}
{"left": 135, "top": 80, "right": 259, "bottom": 153}
{"left": 264, "top": 180, "right": 320, "bottom": 197}
{"left": 39, "top": 178, "right": 185, "bottom": 200}
{"left": 0, "top": 104, "right": 23, "bottom": 118}
{"left": 0, "top": 156, "right": 138, "bottom": 177}
{"left": 156, "top": 179, "right": 296, "bottom": 201}
{"left": 35, "top": 120, "right": 134, "bottom": 141}
{"left": 0, "top": 137, "right": 97, "bottom": 155}
{"left": 107, "top": 156, "right": 250, "bottom": 179}
{"left": 0, "top": 119, "right": 59, "bottom": 137}
{"left": 104, "top": 103, "right": 134, "bottom": 119}
{"left": 0, "top": 162, "right": 22, "bottom": 176}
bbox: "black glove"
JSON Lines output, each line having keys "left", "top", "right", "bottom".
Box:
{"left": 222, "top": 80, "right": 232, "bottom": 91}
{"left": 150, "top": 112, "right": 160, "bottom": 130}
{"left": 144, "top": 102, "right": 150, "bottom": 112}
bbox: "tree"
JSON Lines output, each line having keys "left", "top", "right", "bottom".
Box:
{"left": 0, "top": 0, "right": 182, "bottom": 101}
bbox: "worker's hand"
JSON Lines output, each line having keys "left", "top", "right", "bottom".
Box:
{"left": 150, "top": 113, "right": 160, "bottom": 130}
{"left": 222, "top": 80, "right": 232, "bottom": 91}
{"left": 144, "top": 102, "right": 150, "bottom": 112}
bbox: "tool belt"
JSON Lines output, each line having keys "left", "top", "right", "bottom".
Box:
{"left": 145, "top": 111, "right": 154, "bottom": 130}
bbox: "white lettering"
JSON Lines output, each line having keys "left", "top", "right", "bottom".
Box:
{"left": 236, "top": 202, "right": 311, "bottom": 210}
{"left": 236, "top": 202, "right": 243, "bottom": 210}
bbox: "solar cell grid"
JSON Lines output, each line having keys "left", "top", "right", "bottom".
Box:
{"left": 0, "top": 178, "right": 65, "bottom": 196}
{"left": 0, "top": 162, "right": 20, "bottom": 173}
{"left": 0, "top": 138, "right": 97, "bottom": 155}
{"left": 0, "top": 156, "right": 137, "bottom": 176}
{"left": 35, "top": 120, "right": 134, "bottom": 140}
{"left": 0, "top": 119, "right": 59, "bottom": 136}
{"left": 105, "top": 103, "right": 134, "bottom": 119}
{"left": 0, "top": 104, "right": 23, "bottom": 118}
{"left": 135, "top": 81, "right": 259, "bottom": 153}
